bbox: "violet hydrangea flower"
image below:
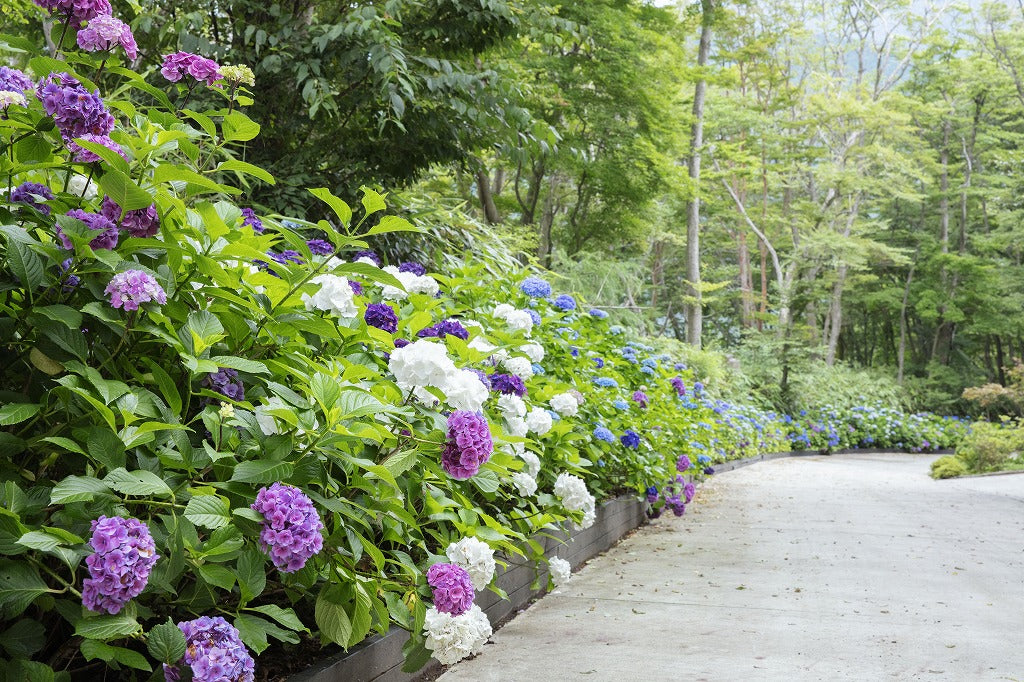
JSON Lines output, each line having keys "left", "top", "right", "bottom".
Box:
{"left": 398, "top": 261, "right": 426, "bottom": 276}
{"left": 67, "top": 133, "right": 128, "bottom": 164}
{"left": 683, "top": 482, "right": 696, "bottom": 503}
{"left": 365, "top": 302, "right": 398, "bottom": 333}
{"left": 240, "top": 207, "right": 263, "bottom": 233}
{"left": 76, "top": 14, "right": 138, "bottom": 60}
{"left": 441, "top": 411, "right": 493, "bottom": 480}
{"left": 202, "top": 367, "right": 244, "bottom": 401}
{"left": 645, "top": 485, "right": 658, "bottom": 504}
{"left": 58, "top": 258, "right": 80, "bottom": 291}
{"left": 307, "top": 238, "right": 333, "bottom": 255}
{"left": 59, "top": 208, "right": 118, "bottom": 250}
{"left": 426, "top": 562, "right": 474, "bottom": 616}
{"left": 489, "top": 373, "right": 526, "bottom": 397}
{"left": 163, "top": 616, "right": 255, "bottom": 682}
{"left": 417, "top": 319, "right": 469, "bottom": 340}
{"left": 104, "top": 269, "right": 166, "bottom": 310}
{"left": 35, "top": 72, "right": 114, "bottom": 141}
{"left": 527, "top": 309, "right": 542, "bottom": 326}
{"left": 519, "top": 276, "right": 551, "bottom": 298}
{"left": 33, "top": 0, "right": 111, "bottom": 24}
{"left": 666, "top": 493, "right": 686, "bottom": 517}
{"left": 589, "top": 308, "right": 608, "bottom": 319}
{"left": 632, "top": 390, "right": 649, "bottom": 409}
{"left": 0, "top": 66, "right": 33, "bottom": 93}
{"left": 101, "top": 196, "right": 159, "bottom": 238}
{"left": 82, "top": 515, "right": 158, "bottom": 614}
{"left": 552, "top": 294, "right": 576, "bottom": 311}
{"left": 251, "top": 482, "right": 325, "bottom": 573}
{"left": 670, "top": 376, "right": 686, "bottom": 397}
{"left": 676, "top": 454, "right": 691, "bottom": 472}
{"left": 353, "top": 249, "right": 381, "bottom": 266}
{"left": 620, "top": 430, "right": 641, "bottom": 449}
{"left": 348, "top": 279, "right": 363, "bottom": 295}
{"left": 11, "top": 182, "right": 53, "bottom": 215}
{"left": 161, "top": 52, "right": 221, "bottom": 86}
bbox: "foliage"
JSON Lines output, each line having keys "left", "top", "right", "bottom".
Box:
{"left": 929, "top": 455, "right": 968, "bottom": 479}
{"left": 953, "top": 420, "right": 1024, "bottom": 475}
{"left": 962, "top": 361, "right": 1024, "bottom": 419}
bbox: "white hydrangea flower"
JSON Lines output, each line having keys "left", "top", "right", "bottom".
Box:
{"left": 503, "top": 356, "right": 533, "bottom": 379}
{"left": 68, "top": 173, "right": 98, "bottom": 199}
{"left": 506, "top": 416, "right": 528, "bottom": 437}
{"left": 445, "top": 537, "right": 495, "bottom": 591}
{"left": 512, "top": 472, "right": 537, "bottom": 497}
{"left": 380, "top": 266, "right": 440, "bottom": 299}
{"left": 525, "top": 407, "right": 553, "bottom": 435}
{"left": 520, "top": 343, "right": 545, "bottom": 363}
{"left": 468, "top": 336, "right": 497, "bottom": 354}
{"left": 493, "top": 303, "right": 515, "bottom": 319}
{"left": 554, "top": 472, "right": 596, "bottom": 528}
{"left": 408, "top": 273, "right": 440, "bottom": 296}
{"left": 388, "top": 340, "right": 458, "bottom": 396}
{"left": 519, "top": 450, "right": 541, "bottom": 478}
{"left": 424, "top": 604, "right": 492, "bottom": 665}
{"left": 355, "top": 256, "right": 379, "bottom": 266}
{"left": 550, "top": 393, "right": 579, "bottom": 417}
{"left": 497, "top": 394, "right": 527, "bottom": 419}
{"left": 505, "top": 309, "right": 533, "bottom": 333}
{"left": 302, "top": 274, "right": 358, "bottom": 318}
{"left": 444, "top": 369, "right": 489, "bottom": 413}
{"left": 548, "top": 556, "right": 572, "bottom": 586}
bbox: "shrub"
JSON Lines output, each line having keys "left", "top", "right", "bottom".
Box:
{"left": 930, "top": 455, "right": 968, "bottom": 479}
{"left": 955, "top": 421, "right": 1024, "bottom": 473}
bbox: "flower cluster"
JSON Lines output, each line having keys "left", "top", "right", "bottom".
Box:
{"left": 670, "top": 376, "right": 686, "bottom": 396}
{"left": 307, "top": 238, "right": 333, "bottom": 255}
{"left": 365, "top": 302, "right": 398, "bottom": 333}
{"left": 549, "top": 392, "right": 579, "bottom": 417}
{"left": 11, "top": 182, "right": 53, "bottom": 215}
{"left": 36, "top": 72, "right": 115, "bottom": 143}
{"left": 552, "top": 294, "right": 577, "bottom": 311}
{"left": 676, "top": 454, "right": 691, "bottom": 472}
{"left": 303, "top": 274, "right": 358, "bottom": 318}
{"left": 525, "top": 407, "right": 553, "bottom": 435}
{"left": 0, "top": 66, "right": 33, "bottom": 93}
{"left": 164, "top": 616, "right": 255, "bottom": 682}
{"left": 202, "top": 367, "right": 245, "bottom": 401}
{"left": 102, "top": 196, "right": 160, "bottom": 238}
{"left": 620, "top": 430, "right": 641, "bottom": 449}
{"left": 353, "top": 249, "right": 381, "bottom": 266}
{"left": 632, "top": 390, "right": 649, "bottom": 408}
{"left": 76, "top": 14, "right": 138, "bottom": 59}
{"left": 33, "top": 0, "right": 111, "bottom": 24}
{"left": 445, "top": 537, "right": 495, "bottom": 591}
{"left": 588, "top": 308, "right": 608, "bottom": 319}
{"left": 161, "top": 52, "right": 221, "bottom": 85}
{"left": 241, "top": 207, "right": 264, "bottom": 233}
{"left": 381, "top": 265, "right": 440, "bottom": 299}
{"left": 594, "top": 426, "right": 615, "bottom": 443}
{"left": 490, "top": 372, "right": 527, "bottom": 397}
{"left": 493, "top": 303, "right": 534, "bottom": 333}
{"left": 442, "top": 411, "right": 493, "bottom": 479}
{"left": 105, "top": 269, "right": 166, "bottom": 310}
{"left": 418, "top": 319, "right": 469, "bottom": 340}
{"left": 399, "top": 261, "right": 427, "bottom": 276}
{"left": 548, "top": 556, "right": 572, "bottom": 586}
{"left": 219, "top": 64, "right": 256, "bottom": 86}
{"left": 520, "top": 276, "right": 552, "bottom": 297}
{"left": 423, "top": 604, "right": 492, "bottom": 665}
{"left": 251, "top": 483, "right": 325, "bottom": 572}
{"left": 553, "top": 472, "right": 596, "bottom": 529}
{"left": 82, "top": 515, "right": 158, "bottom": 614}
{"left": 426, "top": 562, "right": 475, "bottom": 615}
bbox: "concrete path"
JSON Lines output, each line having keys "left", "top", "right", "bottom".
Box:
{"left": 438, "top": 454, "right": 1024, "bottom": 681}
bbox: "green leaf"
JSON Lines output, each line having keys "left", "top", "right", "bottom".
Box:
{"left": 234, "top": 614, "right": 299, "bottom": 655}
{"left": 222, "top": 112, "right": 261, "bottom": 142}
{"left": 33, "top": 305, "right": 83, "bottom": 330}
{"left": 230, "top": 460, "right": 294, "bottom": 484}
{"left": 16, "top": 531, "right": 63, "bottom": 552}
{"left": 73, "top": 138, "right": 128, "bottom": 173}
{"left": 184, "top": 494, "right": 231, "bottom": 529}
{"left": 367, "top": 214, "right": 420, "bottom": 236}
{"left": 315, "top": 583, "right": 353, "bottom": 648}
{"left": 348, "top": 584, "right": 373, "bottom": 647}
{"left": 198, "top": 563, "right": 236, "bottom": 591}
{"left": 98, "top": 169, "right": 153, "bottom": 212}
{"left": 247, "top": 604, "right": 307, "bottom": 632}
{"left": 309, "top": 373, "right": 341, "bottom": 410}
{"left": 309, "top": 187, "right": 352, "bottom": 228}
{"left": 217, "top": 159, "right": 275, "bottom": 184}
{"left": 104, "top": 468, "right": 173, "bottom": 497}
{"left": 29, "top": 348, "right": 64, "bottom": 376}
{"left": 234, "top": 547, "right": 266, "bottom": 604}
{"left": 80, "top": 640, "right": 152, "bottom": 671}
{"left": 146, "top": 619, "right": 187, "bottom": 664}
{"left": 74, "top": 614, "right": 141, "bottom": 640}
{"left": 1, "top": 618, "right": 45, "bottom": 657}
{"left": 50, "top": 475, "right": 112, "bottom": 504}
{"left": 360, "top": 186, "right": 387, "bottom": 217}
{"left": 0, "top": 403, "right": 40, "bottom": 426}
{"left": 7, "top": 240, "right": 44, "bottom": 292}
{"left": 0, "top": 560, "right": 45, "bottom": 618}
{"left": 208, "top": 355, "right": 270, "bottom": 375}
{"left": 381, "top": 449, "right": 418, "bottom": 477}
{"left": 471, "top": 468, "right": 500, "bottom": 494}
{"left": 144, "top": 359, "right": 182, "bottom": 415}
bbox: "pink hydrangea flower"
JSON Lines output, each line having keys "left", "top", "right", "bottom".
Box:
{"left": 161, "top": 52, "right": 221, "bottom": 86}
{"left": 76, "top": 14, "right": 138, "bottom": 60}
{"left": 105, "top": 269, "right": 166, "bottom": 310}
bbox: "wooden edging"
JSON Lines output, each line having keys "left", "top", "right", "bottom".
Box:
{"left": 289, "top": 447, "right": 952, "bottom": 681}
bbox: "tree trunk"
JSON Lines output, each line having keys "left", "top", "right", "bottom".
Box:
{"left": 737, "top": 232, "right": 753, "bottom": 326}
{"left": 476, "top": 170, "right": 501, "bottom": 224}
{"left": 684, "top": 0, "right": 714, "bottom": 349}
{"left": 897, "top": 264, "right": 915, "bottom": 385}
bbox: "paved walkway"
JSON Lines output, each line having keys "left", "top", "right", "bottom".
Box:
{"left": 438, "top": 454, "right": 1024, "bottom": 681}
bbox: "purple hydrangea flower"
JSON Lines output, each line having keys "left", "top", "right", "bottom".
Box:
{"left": 59, "top": 208, "right": 118, "bottom": 250}
{"left": 632, "top": 390, "right": 649, "bottom": 409}
{"left": 58, "top": 258, "right": 80, "bottom": 291}
{"left": 0, "top": 66, "right": 33, "bottom": 93}
{"left": 426, "top": 562, "right": 474, "bottom": 616}
{"left": 202, "top": 367, "right": 244, "bottom": 401}
{"left": 33, "top": 0, "right": 111, "bottom": 24}
{"left": 353, "top": 249, "right": 381, "bottom": 266}
{"left": 101, "top": 196, "right": 159, "bottom": 238}
{"left": 163, "top": 616, "right": 255, "bottom": 682}
{"left": 594, "top": 426, "right": 615, "bottom": 443}
{"left": 104, "top": 269, "right": 166, "bottom": 310}
{"left": 269, "top": 249, "right": 303, "bottom": 265}
{"left": 398, "top": 261, "right": 426, "bottom": 276}
{"left": 393, "top": 337, "right": 409, "bottom": 348}
{"left": 676, "top": 454, "right": 691, "bottom": 472}
{"left": 552, "top": 294, "right": 576, "bottom": 311}
{"left": 588, "top": 308, "right": 608, "bottom": 319}
{"left": 441, "top": 411, "right": 493, "bottom": 479}
{"left": 670, "top": 376, "right": 686, "bottom": 397}
{"left": 11, "top": 182, "right": 53, "bottom": 215}
{"left": 417, "top": 319, "right": 469, "bottom": 340}
{"left": 35, "top": 72, "right": 114, "bottom": 141}
{"left": 520, "top": 276, "right": 551, "bottom": 298}
{"left": 469, "top": 369, "right": 491, "bottom": 389}
{"left": 241, "top": 207, "right": 264, "bottom": 233}
{"left": 683, "top": 482, "right": 696, "bottom": 503}
{"left": 76, "top": 14, "right": 138, "bottom": 60}
{"left": 307, "top": 238, "right": 333, "bottom": 255}
{"left": 645, "top": 485, "right": 658, "bottom": 504}
{"left": 251, "top": 482, "right": 325, "bottom": 573}
{"left": 82, "top": 515, "right": 158, "bottom": 614}
{"left": 66, "top": 133, "right": 129, "bottom": 163}
{"left": 666, "top": 493, "right": 686, "bottom": 517}
{"left": 620, "top": 429, "right": 641, "bottom": 449}
{"left": 161, "top": 52, "right": 221, "bottom": 85}
{"left": 365, "top": 302, "right": 398, "bottom": 333}
{"left": 489, "top": 373, "right": 526, "bottom": 397}
{"left": 527, "top": 309, "right": 542, "bottom": 326}
{"left": 703, "top": 466, "right": 715, "bottom": 475}
{"left": 348, "top": 279, "right": 363, "bottom": 295}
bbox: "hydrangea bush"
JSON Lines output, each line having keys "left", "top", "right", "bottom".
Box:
{"left": 0, "top": 6, "right": 966, "bottom": 679}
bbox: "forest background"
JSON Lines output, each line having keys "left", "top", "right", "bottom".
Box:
{"left": 6, "top": 0, "right": 1023, "bottom": 415}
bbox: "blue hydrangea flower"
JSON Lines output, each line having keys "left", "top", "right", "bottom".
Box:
{"left": 593, "top": 426, "right": 615, "bottom": 443}
{"left": 531, "top": 363, "right": 545, "bottom": 375}
{"left": 570, "top": 346, "right": 579, "bottom": 358}
{"left": 552, "top": 294, "right": 577, "bottom": 311}
{"left": 520, "top": 276, "right": 552, "bottom": 297}
{"left": 620, "top": 430, "right": 641, "bottom": 449}
{"left": 527, "top": 309, "right": 542, "bottom": 326}
{"left": 593, "top": 357, "right": 604, "bottom": 369}
{"left": 593, "top": 377, "right": 618, "bottom": 388}
{"left": 697, "top": 454, "right": 711, "bottom": 465}
{"left": 641, "top": 366, "right": 654, "bottom": 375}
{"left": 589, "top": 308, "right": 608, "bottom": 319}
{"left": 642, "top": 358, "right": 657, "bottom": 368}
{"left": 609, "top": 325, "right": 623, "bottom": 335}
{"left": 613, "top": 399, "right": 629, "bottom": 410}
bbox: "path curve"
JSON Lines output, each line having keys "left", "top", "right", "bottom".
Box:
{"left": 437, "top": 454, "right": 1024, "bottom": 681}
